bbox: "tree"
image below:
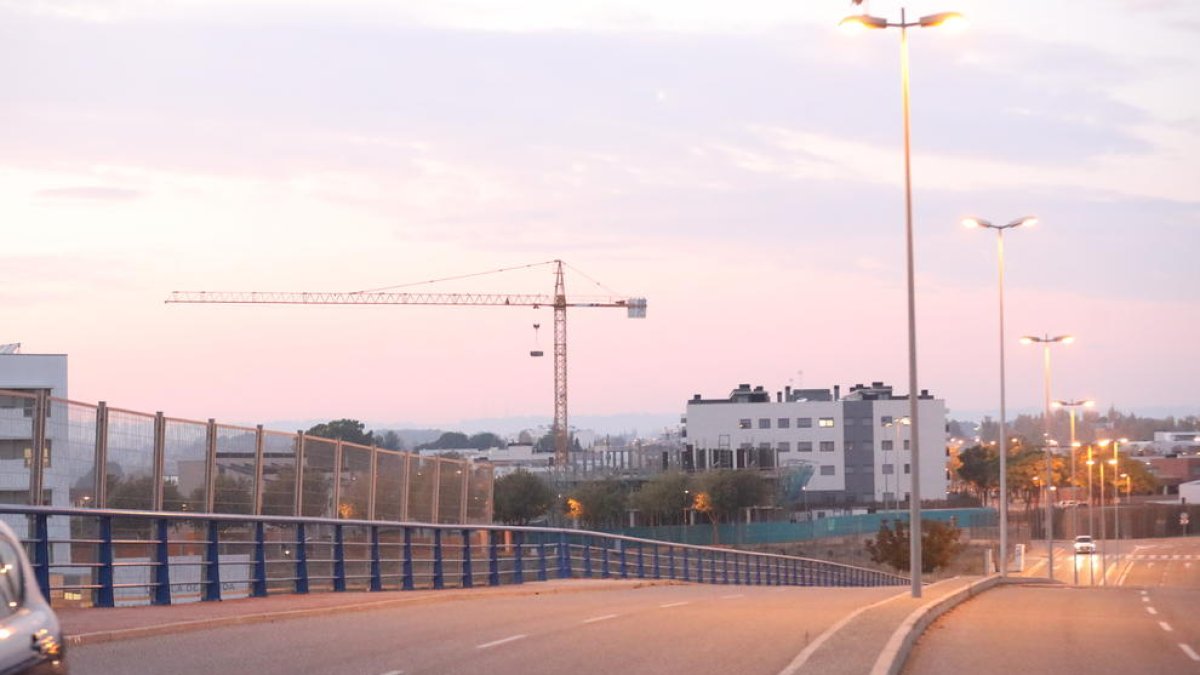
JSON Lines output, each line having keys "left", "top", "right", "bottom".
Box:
{"left": 568, "top": 479, "right": 628, "bottom": 529}
{"left": 306, "top": 419, "right": 374, "bottom": 446}
{"left": 188, "top": 473, "right": 254, "bottom": 514}
{"left": 865, "top": 519, "right": 964, "bottom": 573}
{"left": 492, "top": 470, "right": 555, "bottom": 525}
{"left": 378, "top": 430, "right": 404, "bottom": 451}
{"left": 468, "top": 432, "right": 506, "bottom": 449}
{"left": 629, "top": 472, "right": 692, "bottom": 526}
{"left": 956, "top": 444, "right": 998, "bottom": 505}
{"left": 697, "top": 470, "right": 769, "bottom": 523}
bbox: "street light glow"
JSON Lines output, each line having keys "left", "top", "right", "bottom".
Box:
{"left": 839, "top": 14, "right": 887, "bottom": 33}
{"left": 919, "top": 12, "right": 967, "bottom": 29}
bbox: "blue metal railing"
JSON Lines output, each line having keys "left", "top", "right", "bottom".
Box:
{"left": 0, "top": 506, "right": 908, "bottom": 608}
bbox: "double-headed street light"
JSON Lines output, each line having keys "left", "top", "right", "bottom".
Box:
{"left": 1021, "top": 333, "right": 1074, "bottom": 581}
{"left": 1052, "top": 398, "right": 1094, "bottom": 565}
{"left": 964, "top": 215, "right": 1037, "bottom": 576}
{"left": 840, "top": 5, "right": 964, "bottom": 601}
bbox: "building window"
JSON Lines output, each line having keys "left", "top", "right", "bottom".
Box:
{"left": 738, "top": 419, "right": 751, "bottom": 430}
{"left": 778, "top": 441, "right": 791, "bottom": 452}
{"left": 797, "top": 441, "right": 813, "bottom": 452}
{"left": 798, "top": 417, "right": 813, "bottom": 428}
{"left": 820, "top": 465, "right": 836, "bottom": 476}
{"left": 818, "top": 417, "right": 835, "bottom": 428}
{"left": 758, "top": 418, "right": 771, "bottom": 429}
{"left": 881, "top": 415, "right": 893, "bottom": 426}
{"left": 904, "top": 464, "right": 911, "bottom": 474}
{"left": 882, "top": 463, "right": 894, "bottom": 474}
{"left": 904, "top": 440, "right": 910, "bottom": 451}
{"left": 882, "top": 440, "right": 893, "bottom": 451}
{"left": 844, "top": 418, "right": 855, "bottom": 426}
{"left": 819, "top": 441, "right": 835, "bottom": 452}
{"left": 845, "top": 441, "right": 855, "bottom": 452}
{"left": 859, "top": 418, "right": 872, "bottom": 427}
{"left": 758, "top": 442, "right": 771, "bottom": 450}
{"left": 777, "top": 418, "right": 791, "bottom": 429}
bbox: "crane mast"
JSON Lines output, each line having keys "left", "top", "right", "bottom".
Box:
{"left": 167, "top": 260, "right": 646, "bottom": 468}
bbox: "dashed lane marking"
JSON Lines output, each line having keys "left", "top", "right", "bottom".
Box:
{"left": 660, "top": 601, "right": 690, "bottom": 608}
{"left": 1160, "top": 622, "right": 1173, "bottom": 632}
{"left": 720, "top": 594, "right": 745, "bottom": 599}
{"left": 582, "top": 614, "right": 618, "bottom": 624}
{"left": 476, "top": 635, "right": 527, "bottom": 650}
{"left": 1180, "top": 644, "right": 1200, "bottom": 662}
{"left": 1147, "top": 607, "right": 1158, "bottom": 616}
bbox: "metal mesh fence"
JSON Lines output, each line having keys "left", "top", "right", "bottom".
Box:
{"left": 0, "top": 389, "right": 492, "bottom": 526}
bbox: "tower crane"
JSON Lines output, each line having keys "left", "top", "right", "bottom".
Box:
{"left": 166, "top": 260, "right": 646, "bottom": 468}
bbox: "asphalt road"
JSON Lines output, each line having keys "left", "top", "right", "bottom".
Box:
{"left": 1032, "top": 536, "right": 1200, "bottom": 588}
{"left": 907, "top": 536, "right": 1200, "bottom": 674}
{"left": 71, "top": 583, "right": 901, "bottom": 675}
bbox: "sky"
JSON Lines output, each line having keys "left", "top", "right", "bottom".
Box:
{"left": 2, "top": 0, "right": 1198, "bottom": 433}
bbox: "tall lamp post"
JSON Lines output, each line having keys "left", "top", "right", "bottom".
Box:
{"left": 840, "top": 5, "right": 965, "bottom": 602}
{"left": 884, "top": 416, "right": 910, "bottom": 512}
{"left": 1052, "top": 397, "right": 1094, "bottom": 572}
{"left": 1021, "top": 333, "right": 1074, "bottom": 581}
{"left": 964, "top": 215, "right": 1037, "bottom": 577}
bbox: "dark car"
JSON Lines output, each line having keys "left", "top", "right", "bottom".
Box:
{"left": 0, "top": 520, "right": 67, "bottom": 674}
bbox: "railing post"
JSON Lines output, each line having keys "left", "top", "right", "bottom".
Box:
{"left": 722, "top": 551, "right": 730, "bottom": 585}
{"left": 253, "top": 521, "right": 267, "bottom": 598}
{"left": 601, "top": 541, "right": 610, "bottom": 579}
{"left": 636, "top": 542, "right": 645, "bottom": 579}
{"left": 432, "top": 528, "right": 445, "bottom": 590}
{"left": 33, "top": 513, "right": 50, "bottom": 600}
{"left": 488, "top": 530, "right": 500, "bottom": 586}
{"left": 461, "top": 529, "right": 473, "bottom": 588}
{"left": 537, "top": 537, "right": 548, "bottom": 582}
{"left": 295, "top": 522, "right": 309, "bottom": 594}
{"left": 204, "top": 520, "right": 222, "bottom": 602}
{"left": 513, "top": 531, "right": 525, "bottom": 584}
{"left": 97, "top": 516, "right": 114, "bottom": 608}
{"left": 682, "top": 547, "right": 690, "bottom": 582}
{"left": 755, "top": 556, "right": 762, "bottom": 586}
{"left": 402, "top": 527, "right": 414, "bottom": 591}
{"left": 668, "top": 546, "right": 676, "bottom": 580}
{"left": 153, "top": 518, "right": 171, "bottom": 605}
{"left": 696, "top": 550, "right": 704, "bottom": 583}
{"left": 370, "top": 526, "right": 382, "bottom": 592}
{"left": 557, "top": 532, "right": 570, "bottom": 579}
{"left": 619, "top": 541, "right": 628, "bottom": 579}
{"left": 711, "top": 551, "right": 718, "bottom": 585}
{"left": 583, "top": 537, "right": 593, "bottom": 578}
{"left": 333, "top": 524, "right": 346, "bottom": 592}
{"left": 152, "top": 412, "right": 166, "bottom": 512}
{"left": 653, "top": 544, "right": 661, "bottom": 579}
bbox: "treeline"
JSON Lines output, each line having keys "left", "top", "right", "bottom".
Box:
{"left": 304, "top": 419, "right": 507, "bottom": 453}
{"left": 968, "top": 407, "right": 1199, "bottom": 447}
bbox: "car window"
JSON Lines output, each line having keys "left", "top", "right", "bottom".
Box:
{"left": 0, "top": 538, "right": 26, "bottom": 616}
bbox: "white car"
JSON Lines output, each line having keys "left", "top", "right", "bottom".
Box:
{"left": 0, "top": 520, "right": 67, "bottom": 674}
{"left": 1073, "top": 535, "right": 1096, "bottom": 555}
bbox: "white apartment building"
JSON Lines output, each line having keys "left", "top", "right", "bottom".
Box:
{"left": 683, "top": 382, "right": 947, "bottom": 507}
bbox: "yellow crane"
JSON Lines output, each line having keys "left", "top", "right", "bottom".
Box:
{"left": 166, "top": 260, "right": 646, "bottom": 467}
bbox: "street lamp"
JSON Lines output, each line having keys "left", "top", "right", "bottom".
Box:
{"left": 1085, "top": 449, "right": 1096, "bottom": 585}
{"left": 840, "top": 5, "right": 964, "bottom": 601}
{"left": 884, "top": 416, "right": 910, "bottom": 512}
{"left": 1052, "top": 398, "right": 1094, "bottom": 568}
{"left": 1021, "top": 334, "right": 1074, "bottom": 582}
{"left": 964, "top": 215, "right": 1037, "bottom": 577}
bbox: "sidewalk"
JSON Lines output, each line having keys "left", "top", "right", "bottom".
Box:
{"left": 779, "top": 575, "right": 1006, "bottom": 675}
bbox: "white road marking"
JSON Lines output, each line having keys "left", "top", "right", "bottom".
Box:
{"left": 380, "top": 671, "right": 404, "bottom": 675}
{"left": 1141, "top": 590, "right": 1148, "bottom": 596}
{"left": 1160, "top": 621, "right": 1173, "bottom": 632}
{"left": 476, "top": 635, "right": 527, "bottom": 650}
{"left": 1147, "top": 607, "right": 1158, "bottom": 615}
{"left": 1142, "top": 597, "right": 1150, "bottom": 603}
{"left": 582, "top": 614, "right": 618, "bottom": 624}
{"left": 660, "top": 601, "right": 690, "bottom": 608}
{"left": 720, "top": 594, "right": 745, "bottom": 599}
{"left": 1180, "top": 644, "right": 1200, "bottom": 662}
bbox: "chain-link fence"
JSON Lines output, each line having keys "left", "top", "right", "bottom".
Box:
{"left": 0, "top": 389, "right": 493, "bottom": 527}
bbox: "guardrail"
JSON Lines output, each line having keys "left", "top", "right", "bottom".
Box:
{"left": 1, "top": 506, "right": 908, "bottom": 608}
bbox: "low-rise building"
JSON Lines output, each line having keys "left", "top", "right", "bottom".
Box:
{"left": 683, "top": 381, "right": 947, "bottom": 508}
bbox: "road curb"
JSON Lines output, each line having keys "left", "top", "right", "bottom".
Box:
{"left": 870, "top": 575, "right": 1008, "bottom": 675}
{"left": 66, "top": 579, "right": 677, "bottom": 646}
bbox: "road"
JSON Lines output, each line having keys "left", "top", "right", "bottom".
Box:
{"left": 907, "top": 536, "right": 1200, "bottom": 674}
{"left": 72, "top": 583, "right": 901, "bottom": 675}
{"left": 1027, "top": 536, "right": 1200, "bottom": 588}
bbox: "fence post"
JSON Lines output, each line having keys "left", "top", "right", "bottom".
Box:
{"left": 295, "top": 522, "right": 309, "bottom": 594}
{"left": 333, "top": 524, "right": 346, "bottom": 592}
{"left": 30, "top": 392, "right": 47, "bottom": 507}
{"left": 253, "top": 521, "right": 267, "bottom": 598}
{"left": 402, "top": 527, "right": 414, "bottom": 591}
{"left": 370, "top": 526, "right": 382, "bottom": 592}
{"left": 204, "top": 520, "right": 222, "bottom": 601}
{"left": 682, "top": 547, "right": 690, "bottom": 582}
{"left": 97, "top": 516, "right": 114, "bottom": 608}
{"left": 537, "top": 537, "right": 548, "bottom": 582}
{"left": 722, "top": 551, "right": 730, "bottom": 585}
{"left": 755, "top": 556, "right": 762, "bottom": 586}
{"left": 557, "top": 532, "right": 570, "bottom": 579}
{"left": 152, "top": 412, "right": 166, "bottom": 512}
{"left": 711, "top": 551, "right": 718, "bottom": 585}
{"left": 653, "top": 544, "right": 661, "bottom": 579}
{"left": 601, "top": 541, "right": 610, "bottom": 579}
{"left": 488, "top": 530, "right": 500, "bottom": 586}
{"left": 33, "top": 513, "right": 50, "bottom": 600}
{"left": 94, "top": 403, "right": 109, "bottom": 508}
{"left": 153, "top": 518, "right": 171, "bottom": 605}
{"left": 668, "top": 546, "right": 676, "bottom": 580}
{"left": 619, "top": 541, "right": 628, "bottom": 579}
{"left": 636, "top": 543, "right": 645, "bottom": 579}
{"left": 583, "top": 536, "right": 593, "bottom": 578}
{"left": 461, "top": 529, "right": 473, "bottom": 588}
{"left": 432, "top": 528, "right": 444, "bottom": 590}
{"left": 204, "top": 419, "right": 217, "bottom": 513}
{"left": 513, "top": 531, "right": 524, "bottom": 584}
{"left": 696, "top": 550, "right": 704, "bottom": 583}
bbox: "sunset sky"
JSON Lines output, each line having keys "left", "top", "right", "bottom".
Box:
{"left": 3, "top": 0, "right": 1197, "bottom": 432}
